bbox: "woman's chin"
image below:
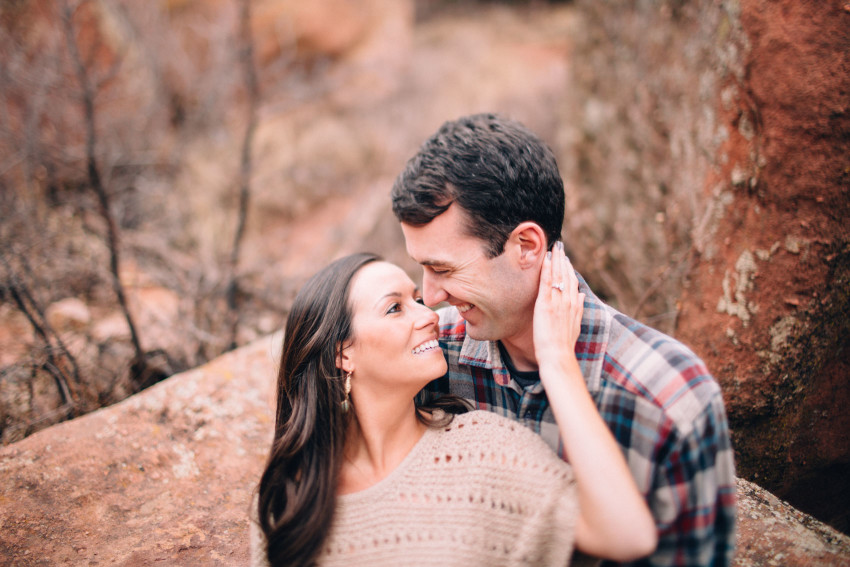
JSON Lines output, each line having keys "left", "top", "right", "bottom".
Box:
{"left": 433, "top": 361, "right": 448, "bottom": 379}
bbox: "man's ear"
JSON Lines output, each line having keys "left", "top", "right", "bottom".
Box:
{"left": 509, "top": 222, "right": 547, "bottom": 269}
{"left": 336, "top": 341, "right": 354, "bottom": 374}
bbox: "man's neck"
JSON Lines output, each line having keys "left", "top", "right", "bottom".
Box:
{"left": 498, "top": 334, "right": 538, "bottom": 372}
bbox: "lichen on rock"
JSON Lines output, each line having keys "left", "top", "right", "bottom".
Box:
{"left": 717, "top": 249, "right": 759, "bottom": 326}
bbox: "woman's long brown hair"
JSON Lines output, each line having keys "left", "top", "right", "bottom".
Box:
{"left": 257, "top": 253, "right": 375, "bottom": 566}
{"left": 256, "top": 253, "right": 468, "bottom": 566}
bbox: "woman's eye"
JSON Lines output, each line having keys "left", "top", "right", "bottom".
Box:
{"left": 386, "top": 303, "right": 401, "bottom": 314}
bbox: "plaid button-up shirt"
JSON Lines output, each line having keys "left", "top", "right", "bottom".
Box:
{"left": 419, "top": 275, "right": 736, "bottom": 567}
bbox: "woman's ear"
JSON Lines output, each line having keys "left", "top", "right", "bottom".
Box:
{"left": 510, "top": 222, "right": 547, "bottom": 269}
{"left": 336, "top": 341, "right": 354, "bottom": 374}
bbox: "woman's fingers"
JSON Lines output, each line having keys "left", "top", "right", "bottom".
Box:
{"left": 539, "top": 248, "right": 553, "bottom": 297}
{"left": 552, "top": 243, "right": 584, "bottom": 345}
{"left": 565, "top": 253, "right": 576, "bottom": 294}
{"left": 553, "top": 242, "right": 564, "bottom": 296}
{"left": 535, "top": 242, "right": 585, "bottom": 358}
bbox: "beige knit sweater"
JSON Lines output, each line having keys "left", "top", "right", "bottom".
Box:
{"left": 251, "top": 410, "right": 577, "bottom": 566}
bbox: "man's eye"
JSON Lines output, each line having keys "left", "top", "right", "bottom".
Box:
{"left": 415, "top": 297, "right": 425, "bottom": 305}
{"left": 386, "top": 303, "right": 401, "bottom": 314}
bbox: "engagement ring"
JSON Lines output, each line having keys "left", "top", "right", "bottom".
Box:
{"left": 552, "top": 282, "right": 565, "bottom": 292}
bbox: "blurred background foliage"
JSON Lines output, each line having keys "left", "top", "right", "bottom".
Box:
{"left": 0, "top": 0, "right": 591, "bottom": 442}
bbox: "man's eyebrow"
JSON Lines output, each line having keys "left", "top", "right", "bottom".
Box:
{"left": 419, "top": 259, "right": 451, "bottom": 268}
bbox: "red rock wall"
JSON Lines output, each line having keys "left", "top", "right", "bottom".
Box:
{"left": 565, "top": 0, "right": 850, "bottom": 532}
{"left": 677, "top": 0, "right": 850, "bottom": 533}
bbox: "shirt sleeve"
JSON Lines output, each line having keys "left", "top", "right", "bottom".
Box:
{"left": 641, "top": 392, "right": 737, "bottom": 567}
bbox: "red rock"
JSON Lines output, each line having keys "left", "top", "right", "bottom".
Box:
{"left": 0, "top": 334, "right": 279, "bottom": 565}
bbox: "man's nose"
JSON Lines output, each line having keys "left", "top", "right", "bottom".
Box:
{"left": 422, "top": 271, "right": 448, "bottom": 307}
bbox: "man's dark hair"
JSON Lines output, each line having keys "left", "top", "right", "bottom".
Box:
{"left": 391, "top": 113, "right": 565, "bottom": 257}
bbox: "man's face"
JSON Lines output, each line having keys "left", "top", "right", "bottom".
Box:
{"left": 400, "top": 203, "right": 535, "bottom": 344}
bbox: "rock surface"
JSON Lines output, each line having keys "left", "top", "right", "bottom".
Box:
{"left": 564, "top": 0, "right": 850, "bottom": 532}
{"left": 1, "top": 335, "right": 848, "bottom": 566}
{"left": 0, "top": 335, "right": 279, "bottom": 566}
{"left": 675, "top": 0, "right": 850, "bottom": 531}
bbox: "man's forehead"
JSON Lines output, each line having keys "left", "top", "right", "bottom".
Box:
{"left": 400, "top": 223, "right": 436, "bottom": 259}
{"left": 404, "top": 239, "right": 449, "bottom": 267}
{"left": 405, "top": 238, "right": 485, "bottom": 270}
{"left": 401, "top": 206, "right": 487, "bottom": 264}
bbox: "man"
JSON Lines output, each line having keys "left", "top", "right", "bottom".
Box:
{"left": 391, "top": 113, "right": 736, "bottom": 566}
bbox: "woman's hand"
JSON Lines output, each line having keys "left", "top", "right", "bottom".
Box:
{"left": 533, "top": 242, "right": 657, "bottom": 561}
{"left": 532, "top": 241, "right": 584, "bottom": 371}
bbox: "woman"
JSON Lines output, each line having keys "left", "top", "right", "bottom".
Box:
{"left": 252, "top": 247, "right": 656, "bottom": 566}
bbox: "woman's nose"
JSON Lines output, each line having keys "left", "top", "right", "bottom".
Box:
{"left": 415, "top": 301, "right": 440, "bottom": 328}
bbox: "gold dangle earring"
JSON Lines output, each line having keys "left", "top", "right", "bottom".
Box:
{"left": 341, "top": 371, "right": 352, "bottom": 413}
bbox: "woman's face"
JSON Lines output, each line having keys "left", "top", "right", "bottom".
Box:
{"left": 342, "top": 262, "right": 446, "bottom": 397}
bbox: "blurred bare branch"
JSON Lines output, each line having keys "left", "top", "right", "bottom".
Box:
{"left": 60, "top": 0, "right": 145, "bottom": 365}
{"left": 226, "top": 0, "right": 260, "bottom": 350}
{"left": 0, "top": 253, "right": 78, "bottom": 411}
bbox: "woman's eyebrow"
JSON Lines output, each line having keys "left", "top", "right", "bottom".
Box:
{"left": 374, "top": 291, "right": 401, "bottom": 308}
{"left": 373, "top": 286, "right": 420, "bottom": 308}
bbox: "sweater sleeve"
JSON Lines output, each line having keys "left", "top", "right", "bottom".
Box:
{"left": 512, "top": 426, "right": 578, "bottom": 565}
{"left": 448, "top": 411, "right": 579, "bottom": 566}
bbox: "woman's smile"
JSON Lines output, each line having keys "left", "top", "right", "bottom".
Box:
{"left": 412, "top": 339, "right": 440, "bottom": 355}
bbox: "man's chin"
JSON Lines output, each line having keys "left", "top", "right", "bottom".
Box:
{"left": 464, "top": 323, "right": 498, "bottom": 343}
